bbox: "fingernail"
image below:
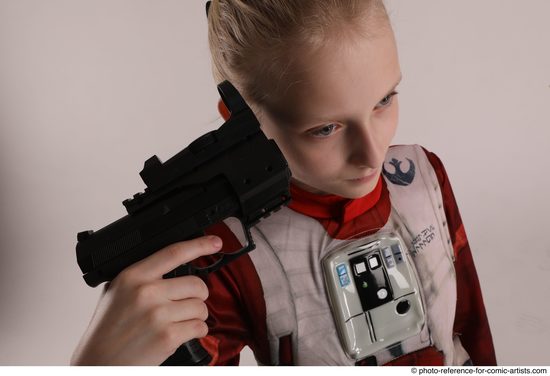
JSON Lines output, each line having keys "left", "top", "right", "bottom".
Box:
{"left": 211, "top": 236, "right": 222, "bottom": 248}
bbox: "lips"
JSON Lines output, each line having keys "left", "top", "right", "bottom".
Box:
{"left": 346, "top": 170, "right": 379, "bottom": 184}
{"left": 349, "top": 171, "right": 377, "bottom": 181}
{"left": 350, "top": 176, "right": 373, "bottom": 182}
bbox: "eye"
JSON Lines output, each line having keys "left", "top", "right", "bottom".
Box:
{"left": 375, "top": 91, "right": 398, "bottom": 109}
{"left": 310, "top": 123, "right": 338, "bottom": 138}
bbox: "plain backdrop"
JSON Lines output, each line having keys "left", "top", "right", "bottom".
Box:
{"left": 0, "top": 0, "right": 549, "bottom": 366}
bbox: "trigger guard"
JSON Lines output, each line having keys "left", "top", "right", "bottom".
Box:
{"left": 203, "top": 219, "right": 256, "bottom": 275}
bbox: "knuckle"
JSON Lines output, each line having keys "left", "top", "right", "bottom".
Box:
{"left": 145, "top": 306, "right": 165, "bottom": 326}
{"left": 115, "top": 268, "right": 138, "bottom": 288}
{"left": 134, "top": 284, "right": 155, "bottom": 306}
{"left": 165, "top": 243, "right": 183, "bottom": 261}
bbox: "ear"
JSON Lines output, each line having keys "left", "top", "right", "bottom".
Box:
{"left": 217, "top": 99, "right": 231, "bottom": 121}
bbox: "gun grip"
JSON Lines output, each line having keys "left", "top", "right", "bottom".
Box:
{"left": 159, "top": 230, "right": 211, "bottom": 366}
{"left": 160, "top": 268, "right": 211, "bottom": 366}
{"left": 161, "top": 338, "right": 211, "bottom": 366}
{"left": 159, "top": 224, "right": 255, "bottom": 365}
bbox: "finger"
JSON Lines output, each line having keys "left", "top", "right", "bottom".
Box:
{"left": 156, "top": 275, "right": 209, "bottom": 301}
{"left": 173, "top": 319, "right": 209, "bottom": 340}
{"left": 149, "top": 298, "right": 209, "bottom": 325}
{"left": 128, "top": 236, "right": 222, "bottom": 281}
{"left": 155, "top": 319, "right": 209, "bottom": 359}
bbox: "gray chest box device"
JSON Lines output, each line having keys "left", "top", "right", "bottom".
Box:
{"left": 322, "top": 233, "right": 426, "bottom": 361}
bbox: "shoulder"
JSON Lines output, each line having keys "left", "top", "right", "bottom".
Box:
{"left": 389, "top": 145, "right": 467, "bottom": 258}
{"left": 387, "top": 144, "right": 450, "bottom": 188}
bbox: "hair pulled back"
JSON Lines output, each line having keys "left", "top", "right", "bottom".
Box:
{"left": 207, "top": 0, "right": 388, "bottom": 106}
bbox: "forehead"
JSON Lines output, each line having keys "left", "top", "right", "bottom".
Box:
{"left": 264, "top": 28, "right": 401, "bottom": 126}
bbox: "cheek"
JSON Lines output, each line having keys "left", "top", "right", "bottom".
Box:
{"left": 258, "top": 113, "right": 345, "bottom": 178}
{"left": 377, "top": 102, "right": 399, "bottom": 145}
{"left": 278, "top": 138, "right": 341, "bottom": 179}
{"left": 285, "top": 142, "right": 327, "bottom": 172}
{"left": 384, "top": 119, "right": 398, "bottom": 143}
{"left": 390, "top": 100, "right": 399, "bottom": 135}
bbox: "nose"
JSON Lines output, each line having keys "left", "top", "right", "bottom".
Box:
{"left": 346, "top": 123, "right": 385, "bottom": 169}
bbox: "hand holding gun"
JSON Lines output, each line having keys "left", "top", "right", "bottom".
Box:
{"left": 72, "top": 81, "right": 291, "bottom": 365}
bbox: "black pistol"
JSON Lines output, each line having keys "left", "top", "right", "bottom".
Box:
{"left": 76, "top": 81, "right": 291, "bottom": 365}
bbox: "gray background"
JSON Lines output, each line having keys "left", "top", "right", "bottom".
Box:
{"left": 0, "top": 0, "right": 548, "bottom": 365}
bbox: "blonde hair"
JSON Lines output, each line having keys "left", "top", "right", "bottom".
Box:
{"left": 207, "top": 0, "right": 389, "bottom": 106}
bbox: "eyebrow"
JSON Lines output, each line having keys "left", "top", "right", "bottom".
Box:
{"left": 283, "top": 74, "right": 403, "bottom": 131}
{"left": 374, "top": 75, "right": 403, "bottom": 105}
{"left": 306, "top": 75, "right": 404, "bottom": 127}
{"left": 387, "top": 75, "right": 403, "bottom": 95}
